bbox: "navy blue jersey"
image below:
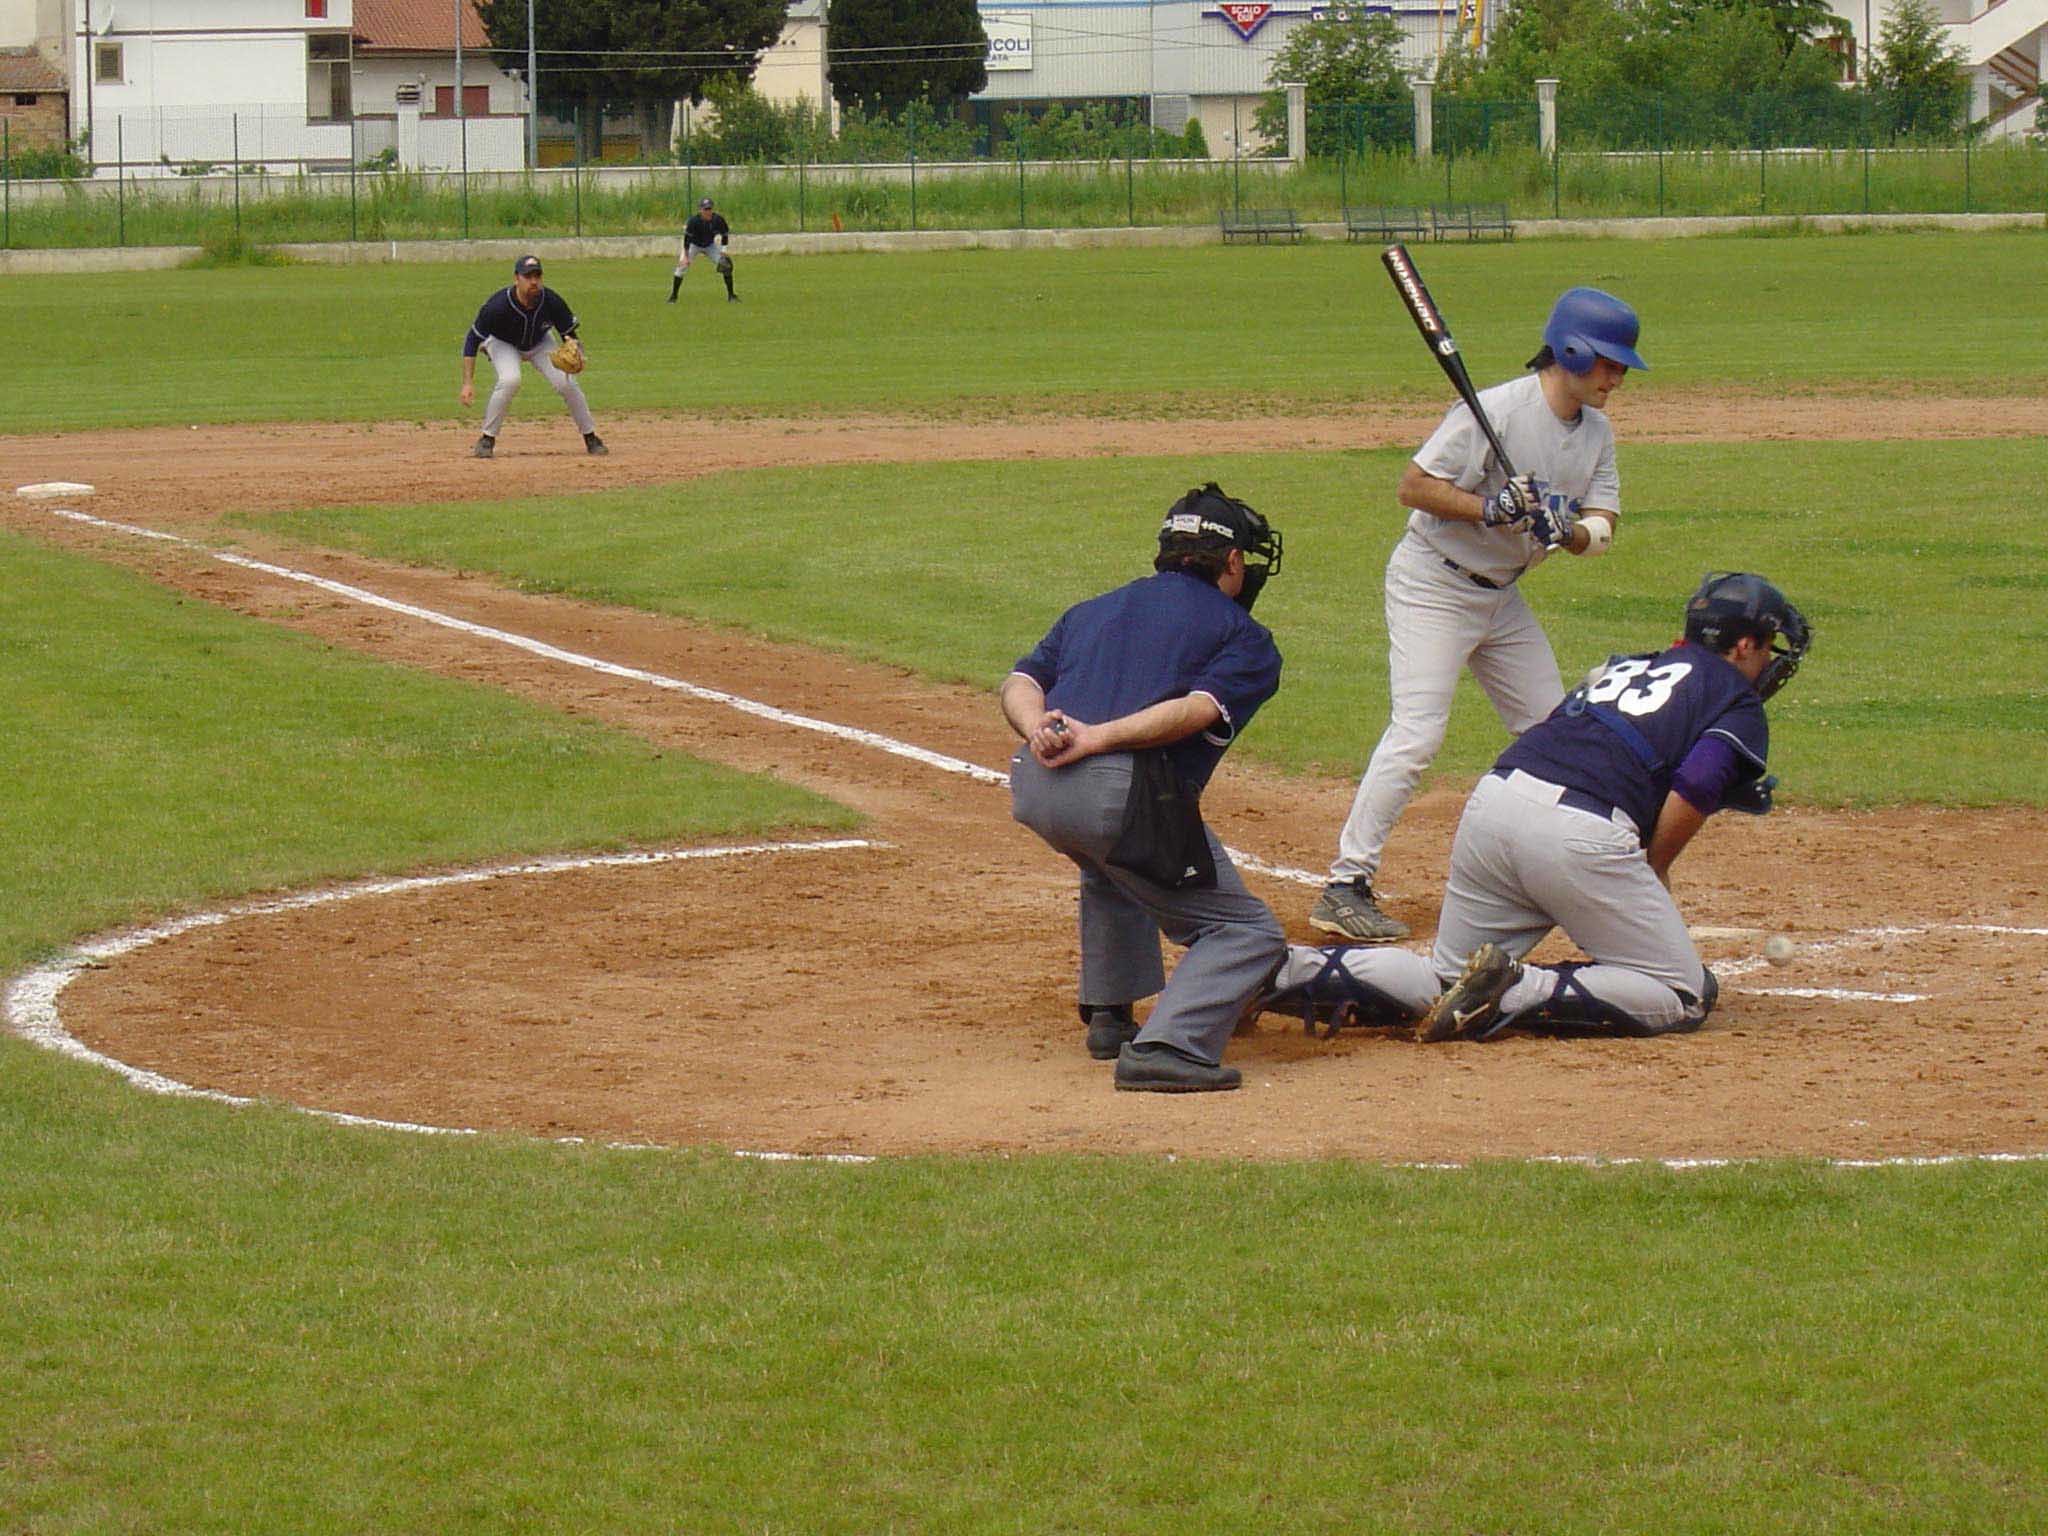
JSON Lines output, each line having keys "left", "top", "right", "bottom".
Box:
{"left": 684, "top": 212, "right": 730, "bottom": 247}
{"left": 1495, "top": 641, "right": 1768, "bottom": 840}
{"left": 1013, "top": 570, "right": 1282, "bottom": 791}
{"left": 463, "top": 285, "right": 579, "bottom": 357}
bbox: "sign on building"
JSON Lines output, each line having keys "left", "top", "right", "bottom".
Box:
{"left": 1205, "top": 2, "right": 1393, "bottom": 40}
{"left": 983, "top": 11, "right": 1032, "bottom": 71}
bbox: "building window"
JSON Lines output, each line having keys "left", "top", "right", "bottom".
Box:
{"left": 14, "top": 94, "right": 37, "bottom": 106}
{"left": 306, "top": 0, "right": 328, "bottom": 14}
{"left": 94, "top": 42, "right": 123, "bottom": 83}
{"left": 307, "top": 34, "right": 351, "bottom": 121}
{"left": 433, "top": 84, "right": 490, "bottom": 117}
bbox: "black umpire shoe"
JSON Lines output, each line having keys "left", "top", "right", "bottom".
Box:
{"left": 1082, "top": 1004, "right": 1138, "bottom": 1061}
{"left": 1418, "top": 943, "right": 1523, "bottom": 1043}
{"left": 1113, "top": 1042, "right": 1241, "bottom": 1093}
{"left": 471, "top": 435, "right": 495, "bottom": 460}
{"left": 584, "top": 432, "right": 609, "bottom": 457}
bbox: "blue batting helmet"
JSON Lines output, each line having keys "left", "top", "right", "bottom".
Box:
{"left": 1543, "top": 287, "right": 1648, "bottom": 374}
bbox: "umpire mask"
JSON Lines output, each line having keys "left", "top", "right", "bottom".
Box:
{"left": 1158, "top": 483, "right": 1283, "bottom": 612}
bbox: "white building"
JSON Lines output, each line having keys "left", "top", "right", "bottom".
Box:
{"left": 350, "top": 0, "right": 523, "bottom": 170}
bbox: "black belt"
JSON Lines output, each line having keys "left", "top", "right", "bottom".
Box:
{"left": 1490, "top": 767, "right": 1616, "bottom": 822}
{"left": 1443, "top": 556, "right": 1517, "bottom": 590}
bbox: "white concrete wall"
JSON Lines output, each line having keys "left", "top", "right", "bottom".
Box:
{"left": 0, "top": 0, "right": 34, "bottom": 48}
{"left": 354, "top": 56, "right": 522, "bottom": 119}
{"left": 754, "top": 13, "right": 827, "bottom": 110}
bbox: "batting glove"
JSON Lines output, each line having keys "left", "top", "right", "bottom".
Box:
{"left": 1481, "top": 474, "right": 1544, "bottom": 528}
{"left": 1529, "top": 496, "right": 1580, "bottom": 550}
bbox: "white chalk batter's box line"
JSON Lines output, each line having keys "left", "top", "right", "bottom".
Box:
{"left": 16, "top": 503, "right": 2048, "bottom": 1169}
{"left": 4, "top": 838, "right": 884, "bottom": 1160}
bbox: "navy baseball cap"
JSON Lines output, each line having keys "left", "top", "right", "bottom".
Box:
{"left": 698, "top": 197, "right": 714, "bottom": 209}
{"left": 512, "top": 254, "right": 543, "bottom": 275}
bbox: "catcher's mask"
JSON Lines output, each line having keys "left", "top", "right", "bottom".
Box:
{"left": 1683, "top": 571, "right": 1810, "bottom": 700}
{"left": 1156, "top": 483, "right": 1283, "bottom": 611}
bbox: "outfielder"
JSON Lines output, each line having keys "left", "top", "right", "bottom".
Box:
{"left": 460, "top": 254, "right": 607, "bottom": 460}
{"left": 1313, "top": 286, "right": 1647, "bottom": 943}
{"left": 669, "top": 196, "right": 738, "bottom": 303}
{"left": 1003, "top": 485, "right": 1287, "bottom": 1093}
{"left": 1261, "top": 573, "right": 1809, "bottom": 1042}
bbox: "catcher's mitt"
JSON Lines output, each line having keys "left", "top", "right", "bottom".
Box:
{"left": 550, "top": 336, "right": 586, "bottom": 374}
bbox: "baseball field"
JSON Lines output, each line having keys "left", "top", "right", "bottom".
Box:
{"left": 5, "top": 231, "right": 2047, "bottom": 1530}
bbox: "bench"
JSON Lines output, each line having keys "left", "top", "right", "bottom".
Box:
{"left": 1429, "top": 202, "right": 1515, "bottom": 241}
{"left": 1344, "top": 204, "right": 1430, "bottom": 243}
{"left": 1219, "top": 207, "right": 1305, "bottom": 244}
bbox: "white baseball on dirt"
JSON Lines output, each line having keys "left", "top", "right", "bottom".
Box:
{"left": 1764, "top": 934, "right": 1796, "bottom": 967}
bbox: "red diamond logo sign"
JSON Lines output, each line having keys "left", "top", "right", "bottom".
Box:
{"left": 1216, "top": 2, "right": 1275, "bottom": 38}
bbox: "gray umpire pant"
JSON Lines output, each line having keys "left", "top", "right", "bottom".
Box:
{"left": 1010, "top": 750, "right": 1286, "bottom": 1066}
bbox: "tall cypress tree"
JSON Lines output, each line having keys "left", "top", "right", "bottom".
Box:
{"left": 827, "top": 0, "right": 989, "bottom": 118}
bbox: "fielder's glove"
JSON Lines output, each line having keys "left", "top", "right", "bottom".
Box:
{"left": 1529, "top": 496, "right": 1579, "bottom": 550}
{"left": 550, "top": 336, "right": 586, "bottom": 374}
{"left": 1481, "top": 474, "right": 1544, "bottom": 528}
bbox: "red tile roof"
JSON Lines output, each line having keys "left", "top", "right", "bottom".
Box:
{"left": 0, "top": 49, "right": 66, "bottom": 92}
{"left": 354, "top": 0, "right": 491, "bottom": 52}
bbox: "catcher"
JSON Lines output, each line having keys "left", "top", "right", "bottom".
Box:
{"left": 1250, "top": 573, "right": 1810, "bottom": 1044}
{"left": 459, "top": 254, "right": 608, "bottom": 459}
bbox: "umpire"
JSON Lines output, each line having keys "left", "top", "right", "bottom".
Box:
{"left": 1002, "top": 484, "right": 1287, "bottom": 1093}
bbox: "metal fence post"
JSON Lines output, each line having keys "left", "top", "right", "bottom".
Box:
{"left": 117, "top": 116, "right": 125, "bottom": 246}
{"left": 685, "top": 107, "right": 693, "bottom": 208}
{"left": 461, "top": 111, "right": 470, "bottom": 239}
{"left": 1757, "top": 103, "right": 1767, "bottom": 215}
{"left": 1127, "top": 140, "right": 1134, "bottom": 225}
{"left": 1963, "top": 132, "right": 1971, "bottom": 213}
{"left": 1657, "top": 98, "right": 1665, "bottom": 217}
{"left": 349, "top": 113, "right": 358, "bottom": 242}
{"left": 909, "top": 145, "right": 917, "bottom": 231}
{"left": 798, "top": 135, "right": 806, "bottom": 232}
{"left": 233, "top": 113, "right": 242, "bottom": 240}
{"left": 3, "top": 119, "right": 10, "bottom": 250}
{"left": 1553, "top": 132, "right": 1560, "bottom": 218}
{"left": 1339, "top": 131, "right": 1347, "bottom": 211}
{"left": 1016, "top": 142, "right": 1025, "bottom": 228}
{"left": 1232, "top": 98, "right": 1242, "bottom": 215}
{"left": 572, "top": 105, "right": 582, "bottom": 237}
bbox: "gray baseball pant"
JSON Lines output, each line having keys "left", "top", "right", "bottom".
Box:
{"left": 1010, "top": 750, "right": 1286, "bottom": 1066}
{"left": 480, "top": 335, "right": 597, "bottom": 438}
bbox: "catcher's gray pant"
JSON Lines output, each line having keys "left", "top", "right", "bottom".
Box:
{"left": 1329, "top": 532, "right": 1565, "bottom": 886}
{"left": 1300, "top": 768, "right": 1713, "bottom": 1033}
{"left": 1010, "top": 750, "right": 1286, "bottom": 1067}
{"left": 480, "top": 334, "right": 597, "bottom": 439}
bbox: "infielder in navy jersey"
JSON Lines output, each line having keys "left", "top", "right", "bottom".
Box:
{"left": 459, "top": 254, "right": 607, "bottom": 459}
{"left": 1003, "top": 485, "right": 1287, "bottom": 1093}
{"left": 669, "top": 197, "right": 737, "bottom": 303}
{"left": 1257, "top": 573, "right": 1810, "bottom": 1043}
{"left": 1313, "top": 287, "right": 1647, "bottom": 944}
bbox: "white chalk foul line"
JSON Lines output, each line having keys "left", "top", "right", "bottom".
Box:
{"left": 53, "top": 507, "right": 1333, "bottom": 887}
{"left": 4, "top": 837, "right": 881, "bottom": 1161}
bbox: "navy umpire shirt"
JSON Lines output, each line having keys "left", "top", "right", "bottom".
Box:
{"left": 1012, "top": 570, "right": 1282, "bottom": 791}
{"left": 463, "top": 285, "right": 580, "bottom": 357}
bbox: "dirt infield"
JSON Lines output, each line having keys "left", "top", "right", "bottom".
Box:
{"left": 9, "top": 399, "right": 2047, "bottom": 1162}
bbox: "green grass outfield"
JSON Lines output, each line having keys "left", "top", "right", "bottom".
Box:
{"left": 7, "top": 233, "right": 2048, "bottom": 1530}
{"left": 8, "top": 230, "right": 2048, "bottom": 433}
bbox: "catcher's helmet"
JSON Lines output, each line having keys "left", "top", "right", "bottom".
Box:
{"left": 1543, "top": 286, "right": 1648, "bottom": 375}
{"left": 1683, "top": 572, "right": 1810, "bottom": 700}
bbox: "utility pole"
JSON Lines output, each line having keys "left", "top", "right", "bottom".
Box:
{"left": 526, "top": 0, "right": 538, "bottom": 167}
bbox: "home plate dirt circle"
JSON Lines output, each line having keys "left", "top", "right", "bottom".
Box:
{"left": 5, "top": 407, "right": 2047, "bottom": 1164}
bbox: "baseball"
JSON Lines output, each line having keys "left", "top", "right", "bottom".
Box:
{"left": 1764, "top": 934, "right": 1796, "bottom": 967}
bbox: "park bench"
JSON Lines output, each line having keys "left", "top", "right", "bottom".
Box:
{"left": 1219, "top": 207, "right": 1305, "bottom": 244}
{"left": 1344, "top": 205, "right": 1430, "bottom": 243}
{"left": 1429, "top": 202, "right": 1515, "bottom": 241}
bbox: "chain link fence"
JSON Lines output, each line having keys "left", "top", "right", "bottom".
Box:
{"left": 3, "top": 91, "right": 2044, "bottom": 251}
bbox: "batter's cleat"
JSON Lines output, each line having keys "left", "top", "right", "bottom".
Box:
{"left": 1082, "top": 1004, "right": 1139, "bottom": 1061}
{"left": 1113, "top": 1042, "right": 1241, "bottom": 1093}
{"left": 584, "top": 432, "right": 609, "bottom": 457}
{"left": 1309, "top": 879, "right": 1409, "bottom": 943}
{"left": 1418, "top": 943, "right": 1523, "bottom": 1043}
{"left": 471, "top": 435, "right": 495, "bottom": 460}
{"left": 727, "top": 292, "right": 740, "bottom": 302}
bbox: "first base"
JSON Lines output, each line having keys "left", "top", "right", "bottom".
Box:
{"left": 15, "top": 482, "right": 96, "bottom": 500}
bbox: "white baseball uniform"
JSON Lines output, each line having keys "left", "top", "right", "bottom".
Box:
{"left": 1329, "top": 371, "right": 1620, "bottom": 887}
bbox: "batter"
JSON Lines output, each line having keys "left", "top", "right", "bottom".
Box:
{"left": 1314, "top": 286, "right": 1647, "bottom": 942}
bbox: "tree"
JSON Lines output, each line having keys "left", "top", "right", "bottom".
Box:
{"left": 475, "top": 0, "right": 787, "bottom": 160}
{"left": 1867, "top": 0, "right": 1970, "bottom": 139}
{"left": 827, "top": 0, "right": 988, "bottom": 119}
{"left": 1253, "top": 8, "right": 1411, "bottom": 154}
